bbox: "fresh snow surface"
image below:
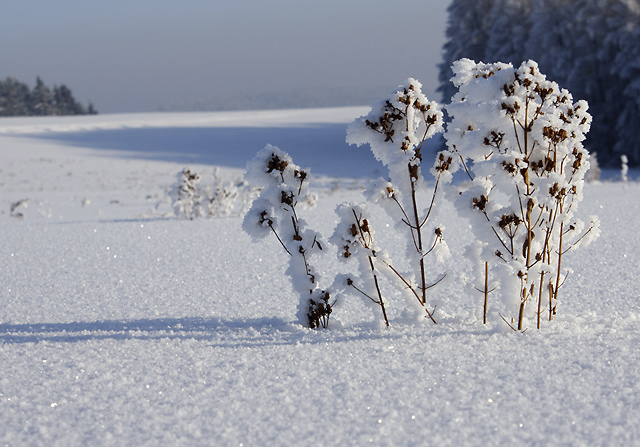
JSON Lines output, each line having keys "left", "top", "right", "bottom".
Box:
{"left": 1, "top": 109, "right": 639, "bottom": 446}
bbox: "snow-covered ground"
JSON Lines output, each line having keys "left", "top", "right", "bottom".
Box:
{"left": 1, "top": 109, "right": 639, "bottom": 446}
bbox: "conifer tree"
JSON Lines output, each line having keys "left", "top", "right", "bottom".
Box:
{"left": 30, "top": 77, "right": 55, "bottom": 116}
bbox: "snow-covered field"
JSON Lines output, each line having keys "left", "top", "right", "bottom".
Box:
{"left": 1, "top": 109, "right": 639, "bottom": 446}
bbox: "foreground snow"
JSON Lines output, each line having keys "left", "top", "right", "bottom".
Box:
{"left": 1, "top": 110, "right": 639, "bottom": 446}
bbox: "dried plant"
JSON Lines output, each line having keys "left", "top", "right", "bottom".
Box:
{"left": 171, "top": 167, "right": 259, "bottom": 219}
{"left": 10, "top": 199, "right": 28, "bottom": 219}
{"left": 202, "top": 168, "right": 239, "bottom": 217}
{"left": 346, "top": 79, "right": 449, "bottom": 323}
{"left": 442, "top": 59, "right": 600, "bottom": 330}
{"left": 243, "top": 145, "right": 334, "bottom": 329}
{"left": 332, "top": 203, "right": 443, "bottom": 326}
{"left": 171, "top": 168, "right": 203, "bottom": 219}
{"left": 621, "top": 155, "right": 629, "bottom": 182}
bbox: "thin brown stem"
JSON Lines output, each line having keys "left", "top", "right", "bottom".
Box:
{"left": 382, "top": 260, "right": 437, "bottom": 324}
{"left": 551, "top": 221, "right": 564, "bottom": 321}
{"left": 484, "top": 262, "right": 489, "bottom": 324}
{"left": 269, "top": 223, "right": 292, "bottom": 256}
{"left": 369, "top": 257, "right": 389, "bottom": 327}
{"left": 410, "top": 177, "right": 428, "bottom": 305}
{"left": 420, "top": 174, "right": 442, "bottom": 227}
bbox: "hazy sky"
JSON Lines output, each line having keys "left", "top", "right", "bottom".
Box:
{"left": 2, "top": 1, "right": 449, "bottom": 113}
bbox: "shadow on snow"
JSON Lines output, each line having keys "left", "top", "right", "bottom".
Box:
{"left": 28, "top": 125, "right": 392, "bottom": 179}
{"left": 0, "top": 316, "right": 429, "bottom": 347}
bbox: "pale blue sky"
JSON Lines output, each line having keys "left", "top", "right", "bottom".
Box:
{"left": 1, "top": 1, "right": 449, "bottom": 113}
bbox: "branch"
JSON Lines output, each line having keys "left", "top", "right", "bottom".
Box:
{"left": 381, "top": 260, "right": 437, "bottom": 324}
{"left": 269, "top": 223, "right": 292, "bottom": 256}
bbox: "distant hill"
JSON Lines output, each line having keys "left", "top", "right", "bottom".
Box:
{"left": 0, "top": 76, "right": 97, "bottom": 116}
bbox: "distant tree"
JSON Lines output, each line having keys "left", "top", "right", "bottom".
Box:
{"left": 607, "top": 1, "right": 640, "bottom": 164}
{"left": 87, "top": 101, "right": 98, "bottom": 115}
{"left": 54, "top": 84, "right": 86, "bottom": 115}
{"left": 439, "top": 0, "right": 640, "bottom": 166}
{"left": 484, "top": 0, "right": 533, "bottom": 64}
{"left": 438, "top": 0, "right": 494, "bottom": 103}
{"left": 0, "top": 77, "right": 31, "bottom": 116}
{"left": 0, "top": 76, "right": 96, "bottom": 116}
{"left": 29, "top": 76, "right": 55, "bottom": 116}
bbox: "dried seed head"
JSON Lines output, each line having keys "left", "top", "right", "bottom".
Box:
{"left": 267, "top": 154, "right": 288, "bottom": 173}
{"left": 473, "top": 195, "right": 488, "bottom": 211}
{"left": 502, "top": 161, "right": 517, "bottom": 174}
{"left": 385, "top": 186, "right": 395, "bottom": 198}
{"left": 280, "top": 191, "right": 294, "bottom": 206}
{"left": 259, "top": 210, "right": 273, "bottom": 227}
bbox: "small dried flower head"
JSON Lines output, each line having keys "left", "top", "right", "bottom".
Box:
{"left": 385, "top": 186, "right": 396, "bottom": 199}
{"left": 498, "top": 213, "right": 521, "bottom": 229}
{"left": 281, "top": 190, "right": 295, "bottom": 206}
{"left": 472, "top": 195, "right": 488, "bottom": 211}
{"left": 294, "top": 169, "right": 307, "bottom": 182}
{"left": 435, "top": 153, "right": 452, "bottom": 172}
{"left": 267, "top": 154, "right": 288, "bottom": 173}
{"left": 259, "top": 210, "right": 273, "bottom": 227}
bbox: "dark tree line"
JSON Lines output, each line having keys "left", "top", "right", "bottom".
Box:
{"left": 439, "top": 0, "right": 640, "bottom": 167}
{"left": 0, "top": 76, "right": 97, "bottom": 117}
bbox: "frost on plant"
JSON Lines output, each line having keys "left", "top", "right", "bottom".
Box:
{"left": 202, "top": 168, "right": 239, "bottom": 217}
{"left": 331, "top": 204, "right": 391, "bottom": 326}
{"left": 243, "top": 145, "right": 334, "bottom": 329}
{"left": 331, "top": 203, "right": 442, "bottom": 326}
{"left": 442, "top": 59, "right": 600, "bottom": 330}
{"left": 171, "top": 168, "right": 204, "bottom": 219}
{"left": 170, "top": 167, "right": 257, "bottom": 219}
{"left": 346, "top": 79, "right": 449, "bottom": 322}
{"left": 621, "top": 155, "right": 629, "bottom": 182}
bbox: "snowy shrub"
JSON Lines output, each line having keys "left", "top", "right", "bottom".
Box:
{"left": 343, "top": 78, "right": 448, "bottom": 324}
{"left": 171, "top": 168, "right": 204, "bottom": 219}
{"left": 621, "top": 155, "right": 629, "bottom": 183}
{"left": 243, "top": 145, "right": 334, "bottom": 329}
{"left": 171, "top": 167, "right": 257, "bottom": 219}
{"left": 201, "top": 168, "right": 239, "bottom": 217}
{"left": 331, "top": 204, "right": 392, "bottom": 327}
{"left": 331, "top": 203, "right": 444, "bottom": 326}
{"left": 441, "top": 59, "right": 600, "bottom": 330}
{"left": 586, "top": 152, "right": 601, "bottom": 183}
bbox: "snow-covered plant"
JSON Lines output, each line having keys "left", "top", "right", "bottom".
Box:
{"left": 331, "top": 204, "right": 391, "bottom": 327}
{"left": 243, "top": 145, "right": 334, "bottom": 329}
{"left": 171, "top": 168, "right": 204, "bottom": 219}
{"left": 346, "top": 79, "right": 449, "bottom": 321}
{"left": 442, "top": 59, "right": 600, "bottom": 330}
{"left": 331, "top": 203, "right": 440, "bottom": 326}
{"left": 202, "top": 168, "right": 239, "bottom": 217}
{"left": 10, "top": 199, "right": 28, "bottom": 219}
{"left": 621, "top": 155, "right": 629, "bottom": 183}
{"left": 586, "top": 152, "right": 601, "bottom": 182}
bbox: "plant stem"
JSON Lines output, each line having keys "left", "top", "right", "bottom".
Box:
{"left": 382, "top": 260, "right": 437, "bottom": 324}
{"left": 537, "top": 271, "right": 545, "bottom": 329}
{"left": 410, "top": 177, "right": 427, "bottom": 305}
{"left": 369, "top": 257, "right": 389, "bottom": 327}
{"left": 551, "top": 221, "right": 564, "bottom": 321}
{"left": 483, "top": 261, "right": 489, "bottom": 324}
